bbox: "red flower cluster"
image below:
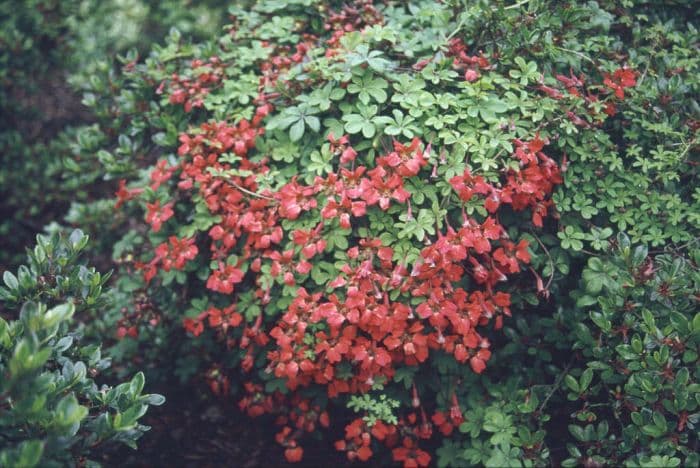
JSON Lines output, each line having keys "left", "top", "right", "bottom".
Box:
{"left": 273, "top": 398, "right": 330, "bottom": 462}
{"left": 324, "top": 0, "right": 384, "bottom": 48}
{"left": 111, "top": 4, "right": 653, "bottom": 464}
{"left": 138, "top": 236, "right": 197, "bottom": 283}
{"left": 603, "top": 67, "right": 637, "bottom": 99}
{"left": 237, "top": 384, "right": 331, "bottom": 463}
{"left": 335, "top": 411, "right": 435, "bottom": 467}
{"left": 120, "top": 13, "right": 565, "bottom": 463}
{"left": 257, "top": 36, "right": 317, "bottom": 91}
{"left": 126, "top": 109, "right": 560, "bottom": 464}
{"left": 538, "top": 66, "right": 637, "bottom": 119}
{"left": 447, "top": 38, "right": 492, "bottom": 82}
{"left": 144, "top": 200, "right": 174, "bottom": 233}
{"left": 450, "top": 135, "right": 561, "bottom": 227}
{"left": 431, "top": 392, "right": 465, "bottom": 436}
{"left": 114, "top": 179, "right": 144, "bottom": 209}
{"left": 164, "top": 57, "right": 225, "bottom": 112}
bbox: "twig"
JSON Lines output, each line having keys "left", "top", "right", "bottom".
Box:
{"left": 637, "top": 38, "right": 659, "bottom": 87}
{"left": 224, "top": 179, "right": 276, "bottom": 201}
{"left": 502, "top": 0, "right": 532, "bottom": 11}
{"left": 538, "top": 357, "right": 574, "bottom": 414}
{"left": 553, "top": 46, "right": 596, "bottom": 65}
{"left": 530, "top": 231, "right": 555, "bottom": 290}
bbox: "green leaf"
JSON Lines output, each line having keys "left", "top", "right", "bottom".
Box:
{"left": 141, "top": 394, "right": 166, "bottom": 406}
{"left": 568, "top": 424, "right": 586, "bottom": 442}
{"left": 579, "top": 368, "right": 593, "bottom": 392}
{"left": 3, "top": 271, "right": 19, "bottom": 290}
{"left": 44, "top": 303, "right": 75, "bottom": 328}
{"left": 289, "top": 119, "right": 305, "bottom": 141}
{"left": 129, "top": 371, "right": 145, "bottom": 396}
{"left": 564, "top": 374, "right": 579, "bottom": 393}
{"left": 16, "top": 440, "right": 44, "bottom": 468}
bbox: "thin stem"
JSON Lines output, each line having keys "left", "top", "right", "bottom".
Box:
{"left": 502, "top": 0, "right": 532, "bottom": 11}
{"left": 224, "top": 179, "right": 277, "bottom": 201}
{"left": 530, "top": 231, "right": 555, "bottom": 290}
{"left": 553, "top": 46, "right": 596, "bottom": 65}
{"left": 538, "top": 357, "right": 574, "bottom": 414}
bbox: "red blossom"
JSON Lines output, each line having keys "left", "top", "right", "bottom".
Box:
{"left": 604, "top": 67, "right": 637, "bottom": 99}
{"left": 145, "top": 200, "right": 174, "bottom": 232}
{"left": 114, "top": 179, "right": 143, "bottom": 209}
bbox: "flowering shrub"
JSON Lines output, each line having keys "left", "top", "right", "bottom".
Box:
{"left": 37, "top": 0, "right": 697, "bottom": 465}
{"left": 0, "top": 230, "right": 163, "bottom": 467}
{"left": 103, "top": 1, "right": 578, "bottom": 463}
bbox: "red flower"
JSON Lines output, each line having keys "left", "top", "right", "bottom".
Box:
{"left": 184, "top": 317, "right": 204, "bottom": 337}
{"left": 604, "top": 67, "right": 637, "bottom": 99}
{"left": 392, "top": 440, "right": 431, "bottom": 468}
{"left": 284, "top": 446, "right": 303, "bottom": 463}
{"left": 150, "top": 159, "right": 176, "bottom": 190}
{"left": 464, "top": 69, "right": 480, "bottom": 82}
{"left": 469, "top": 348, "right": 491, "bottom": 374}
{"left": 361, "top": 167, "right": 411, "bottom": 210}
{"left": 155, "top": 236, "right": 198, "bottom": 271}
{"left": 378, "top": 138, "right": 428, "bottom": 177}
{"left": 277, "top": 178, "right": 319, "bottom": 219}
{"left": 145, "top": 200, "right": 174, "bottom": 232}
{"left": 114, "top": 179, "right": 143, "bottom": 209}
{"left": 206, "top": 264, "right": 245, "bottom": 294}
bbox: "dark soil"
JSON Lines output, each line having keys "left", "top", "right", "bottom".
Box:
{"left": 99, "top": 382, "right": 353, "bottom": 468}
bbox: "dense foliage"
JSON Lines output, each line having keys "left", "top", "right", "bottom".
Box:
{"left": 0, "top": 0, "right": 697, "bottom": 466}
{"left": 0, "top": 230, "right": 163, "bottom": 468}
{"left": 561, "top": 235, "right": 699, "bottom": 467}
{"left": 0, "top": 0, "right": 230, "bottom": 269}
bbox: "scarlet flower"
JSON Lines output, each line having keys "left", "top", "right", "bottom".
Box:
{"left": 284, "top": 446, "right": 303, "bottom": 463}
{"left": 361, "top": 167, "right": 411, "bottom": 210}
{"left": 150, "top": 159, "right": 176, "bottom": 190}
{"left": 206, "top": 264, "right": 245, "bottom": 294}
{"left": 114, "top": 179, "right": 143, "bottom": 209}
{"left": 555, "top": 70, "right": 585, "bottom": 96}
{"left": 392, "top": 442, "right": 431, "bottom": 468}
{"left": 377, "top": 138, "right": 427, "bottom": 177}
{"left": 449, "top": 170, "right": 491, "bottom": 202}
{"left": 603, "top": 67, "right": 637, "bottom": 99}
{"left": 155, "top": 236, "right": 198, "bottom": 271}
{"left": 469, "top": 348, "right": 491, "bottom": 374}
{"left": 603, "top": 101, "right": 617, "bottom": 116}
{"left": 464, "top": 69, "right": 480, "bottom": 82}
{"left": 538, "top": 84, "right": 564, "bottom": 100}
{"left": 183, "top": 317, "right": 204, "bottom": 337}
{"left": 145, "top": 200, "right": 174, "bottom": 232}
{"left": 277, "top": 178, "right": 319, "bottom": 219}
{"left": 449, "top": 393, "right": 464, "bottom": 425}
{"left": 356, "top": 446, "right": 373, "bottom": 462}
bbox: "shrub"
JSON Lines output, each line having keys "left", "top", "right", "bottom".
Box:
{"left": 0, "top": 0, "right": 230, "bottom": 270}
{"left": 101, "top": 0, "right": 574, "bottom": 463}
{"left": 0, "top": 230, "right": 163, "bottom": 467}
{"left": 432, "top": 235, "right": 700, "bottom": 467}
{"left": 561, "top": 234, "right": 699, "bottom": 467}
{"left": 55, "top": 0, "right": 698, "bottom": 465}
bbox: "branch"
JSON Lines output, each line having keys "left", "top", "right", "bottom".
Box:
{"left": 538, "top": 357, "right": 574, "bottom": 414}
{"left": 224, "top": 179, "right": 277, "bottom": 202}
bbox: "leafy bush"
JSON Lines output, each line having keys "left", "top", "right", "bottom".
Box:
{"left": 432, "top": 235, "right": 699, "bottom": 467}
{"left": 93, "top": 0, "right": 575, "bottom": 464}
{"left": 0, "top": 0, "right": 230, "bottom": 269}
{"left": 561, "top": 234, "right": 699, "bottom": 467}
{"left": 0, "top": 230, "right": 163, "bottom": 467}
{"left": 2, "top": 0, "right": 696, "bottom": 466}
